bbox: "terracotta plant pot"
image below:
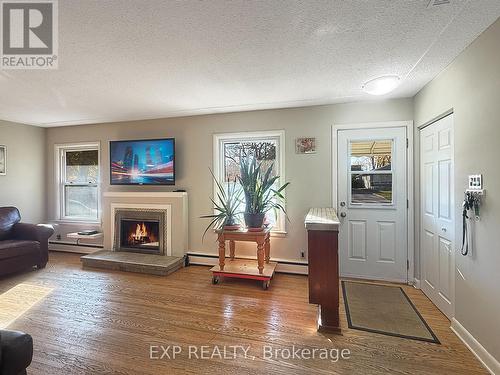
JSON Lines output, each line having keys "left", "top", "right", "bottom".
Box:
{"left": 222, "top": 217, "right": 240, "bottom": 231}
{"left": 223, "top": 224, "right": 241, "bottom": 231}
{"left": 244, "top": 213, "right": 265, "bottom": 229}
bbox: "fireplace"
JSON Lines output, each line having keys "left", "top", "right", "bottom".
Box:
{"left": 113, "top": 207, "right": 169, "bottom": 255}
{"left": 120, "top": 219, "right": 160, "bottom": 253}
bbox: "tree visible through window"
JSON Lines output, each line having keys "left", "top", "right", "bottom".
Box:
{"left": 223, "top": 141, "right": 277, "bottom": 181}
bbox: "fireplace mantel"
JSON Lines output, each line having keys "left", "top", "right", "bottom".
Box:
{"left": 103, "top": 192, "right": 187, "bottom": 198}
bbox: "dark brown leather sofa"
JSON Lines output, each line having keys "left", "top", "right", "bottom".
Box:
{"left": 0, "top": 330, "right": 33, "bottom": 375}
{"left": 0, "top": 207, "right": 54, "bottom": 277}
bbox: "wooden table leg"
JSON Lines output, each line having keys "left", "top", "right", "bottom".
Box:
{"left": 218, "top": 233, "right": 226, "bottom": 271}
{"left": 265, "top": 234, "right": 270, "bottom": 264}
{"left": 229, "top": 240, "right": 235, "bottom": 260}
{"left": 257, "top": 240, "right": 265, "bottom": 274}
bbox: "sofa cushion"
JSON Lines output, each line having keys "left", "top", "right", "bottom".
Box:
{"left": 0, "top": 240, "right": 39, "bottom": 260}
{"left": 0, "top": 207, "right": 21, "bottom": 241}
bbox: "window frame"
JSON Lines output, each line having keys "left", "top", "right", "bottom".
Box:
{"left": 54, "top": 142, "right": 101, "bottom": 223}
{"left": 213, "top": 130, "right": 286, "bottom": 235}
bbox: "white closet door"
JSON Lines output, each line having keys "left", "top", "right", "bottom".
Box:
{"left": 420, "top": 114, "right": 454, "bottom": 318}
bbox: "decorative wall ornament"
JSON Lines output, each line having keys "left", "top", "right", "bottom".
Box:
{"left": 295, "top": 137, "right": 316, "bottom": 154}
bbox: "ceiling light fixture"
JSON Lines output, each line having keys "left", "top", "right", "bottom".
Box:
{"left": 362, "top": 75, "right": 401, "bottom": 96}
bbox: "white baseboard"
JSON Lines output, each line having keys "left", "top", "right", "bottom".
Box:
{"left": 451, "top": 318, "right": 500, "bottom": 374}
{"left": 187, "top": 253, "right": 308, "bottom": 275}
{"left": 413, "top": 278, "right": 421, "bottom": 289}
{"left": 274, "top": 262, "right": 308, "bottom": 275}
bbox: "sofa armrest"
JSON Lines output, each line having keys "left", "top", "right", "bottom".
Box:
{"left": 0, "top": 330, "right": 33, "bottom": 374}
{"left": 13, "top": 223, "right": 54, "bottom": 266}
{"left": 12, "top": 223, "right": 54, "bottom": 242}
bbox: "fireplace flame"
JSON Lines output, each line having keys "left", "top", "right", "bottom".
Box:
{"left": 133, "top": 222, "right": 148, "bottom": 241}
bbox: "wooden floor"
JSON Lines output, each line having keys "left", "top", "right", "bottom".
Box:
{"left": 0, "top": 252, "right": 486, "bottom": 375}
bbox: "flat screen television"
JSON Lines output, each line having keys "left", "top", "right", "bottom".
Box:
{"left": 110, "top": 138, "right": 175, "bottom": 185}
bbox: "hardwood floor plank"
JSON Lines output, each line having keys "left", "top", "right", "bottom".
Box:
{"left": 0, "top": 252, "right": 487, "bottom": 375}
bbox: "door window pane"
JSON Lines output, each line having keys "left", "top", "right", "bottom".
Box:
{"left": 350, "top": 140, "right": 392, "bottom": 172}
{"left": 65, "top": 186, "right": 98, "bottom": 219}
{"left": 351, "top": 174, "right": 393, "bottom": 204}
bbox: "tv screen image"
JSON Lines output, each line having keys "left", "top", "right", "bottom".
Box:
{"left": 110, "top": 138, "right": 175, "bottom": 185}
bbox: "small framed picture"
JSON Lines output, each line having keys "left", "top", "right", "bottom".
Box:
{"left": 0, "top": 145, "right": 5, "bottom": 175}
{"left": 295, "top": 137, "right": 316, "bottom": 154}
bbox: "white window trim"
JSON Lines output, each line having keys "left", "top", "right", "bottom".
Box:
{"left": 54, "top": 142, "right": 101, "bottom": 224}
{"left": 213, "top": 130, "right": 287, "bottom": 235}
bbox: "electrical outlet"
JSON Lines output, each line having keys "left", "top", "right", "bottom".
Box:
{"left": 56, "top": 234, "right": 61, "bottom": 240}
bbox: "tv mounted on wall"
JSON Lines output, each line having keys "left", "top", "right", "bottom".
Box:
{"left": 110, "top": 138, "right": 175, "bottom": 185}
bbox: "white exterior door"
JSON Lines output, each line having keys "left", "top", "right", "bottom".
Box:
{"left": 420, "top": 114, "right": 454, "bottom": 318}
{"left": 337, "top": 127, "right": 408, "bottom": 282}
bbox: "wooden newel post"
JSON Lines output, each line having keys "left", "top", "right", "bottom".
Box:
{"left": 305, "top": 208, "right": 341, "bottom": 334}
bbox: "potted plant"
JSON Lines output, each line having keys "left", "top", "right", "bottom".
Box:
{"left": 200, "top": 170, "right": 243, "bottom": 239}
{"left": 238, "top": 157, "right": 289, "bottom": 230}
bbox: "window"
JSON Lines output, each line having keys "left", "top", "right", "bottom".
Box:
{"left": 214, "top": 131, "right": 286, "bottom": 234}
{"left": 349, "top": 140, "right": 393, "bottom": 205}
{"left": 56, "top": 143, "right": 100, "bottom": 221}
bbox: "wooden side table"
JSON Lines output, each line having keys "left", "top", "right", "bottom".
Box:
{"left": 210, "top": 227, "right": 277, "bottom": 289}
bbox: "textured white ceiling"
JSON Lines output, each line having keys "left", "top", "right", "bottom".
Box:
{"left": 1, "top": 0, "right": 499, "bottom": 127}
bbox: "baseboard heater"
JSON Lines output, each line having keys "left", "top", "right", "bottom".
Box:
{"left": 49, "top": 241, "right": 103, "bottom": 249}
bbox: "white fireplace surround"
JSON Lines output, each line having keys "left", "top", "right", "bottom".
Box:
{"left": 102, "top": 192, "right": 188, "bottom": 258}
{"left": 110, "top": 203, "right": 172, "bottom": 256}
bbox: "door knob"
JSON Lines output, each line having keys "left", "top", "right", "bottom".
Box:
{"left": 441, "top": 227, "right": 447, "bottom": 232}
{"left": 340, "top": 212, "right": 347, "bottom": 218}
{"left": 340, "top": 202, "right": 346, "bottom": 207}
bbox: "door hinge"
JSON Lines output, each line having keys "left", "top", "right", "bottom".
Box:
{"left": 406, "top": 138, "right": 409, "bottom": 148}
{"left": 407, "top": 199, "right": 409, "bottom": 209}
{"left": 407, "top": 260, "right": 410, "bottom": 270}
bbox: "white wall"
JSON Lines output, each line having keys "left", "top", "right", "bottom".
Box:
{"left": 0, "top": 120, "right": 46, "bottom": 223}
{"left": 414, "top": 19, "right": 500, "bottom": 365}
{"left": 46, "top": 99, "right": 413, "bottom": 262}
